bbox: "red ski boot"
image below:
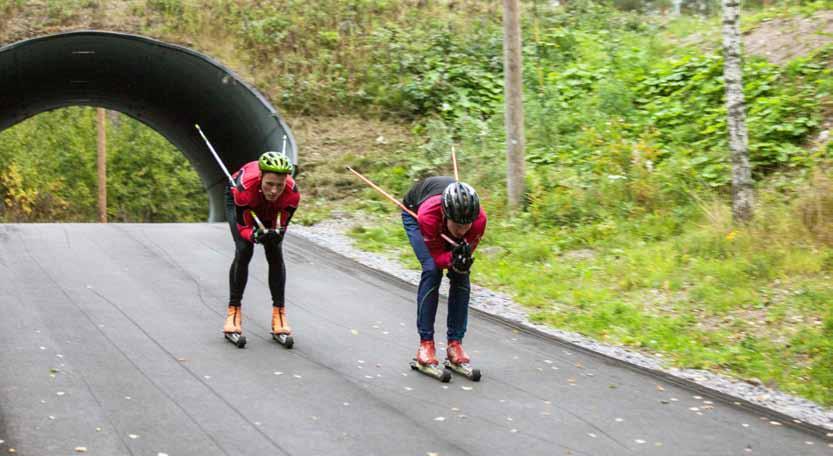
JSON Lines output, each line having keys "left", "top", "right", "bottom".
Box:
{"left": 444, "top": 340, "right": 481, "bottom": 381}
{"left": 416, "top": 340, "right": 438, "bottom": 366}
{"left": 446, "top": 340, "right": 470, "bottom": 365}
{"left": 410, "top": 340, "right": 450, "bottom": 382}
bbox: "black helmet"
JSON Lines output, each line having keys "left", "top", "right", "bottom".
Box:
{"left": 442, "top": 182, "right": 480, "bottom": 224}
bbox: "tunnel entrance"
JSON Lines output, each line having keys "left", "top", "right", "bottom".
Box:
{"left": 0, "top": 30, "right": 297, "bottom": 222}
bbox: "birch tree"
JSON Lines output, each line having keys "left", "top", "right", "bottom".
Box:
{"left": 722, "top": 0, "right": 754, "bottom": 223}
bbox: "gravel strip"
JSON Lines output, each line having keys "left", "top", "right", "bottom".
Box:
{"left": 291, "top": 217, "right": 833, "bottom": 431}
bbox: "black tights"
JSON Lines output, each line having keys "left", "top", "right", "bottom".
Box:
{"left": 224, "top": 187, "right": 286, "bottom": 308}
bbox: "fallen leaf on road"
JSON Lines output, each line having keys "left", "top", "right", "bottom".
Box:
{"left": 350, "top": 329, "right": 359, "bottom": 335}
{"left": 74, "top": 447, "right": 87, "bottom": 453}
{"left": 434, "top": 417, "right": 446, "bottom": 422}
{"left": 656, "top": 385, "right": 665, "bottom": 392}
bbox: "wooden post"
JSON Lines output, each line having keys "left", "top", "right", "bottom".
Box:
{"left": 97, "top": 107, "right": 107, "bottom": 223}
{"left": 503, "top": 0, "right": 526, "bottom": 211}
{"left": 722, "top": 0, "right": 754, "bottom": 223}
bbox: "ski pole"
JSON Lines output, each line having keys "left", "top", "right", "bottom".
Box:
{"left": 195, "top": 124, "right": 237, "bottom": 189}
{"left": 281, "top": 134, "right": 287, "bottom": 155}
{"left": 346, "top": 167, "right": 458, "bottom": 247}
{"left": 451, "top": 145, "right": 460, "bottom": 182}
{"left": 249, "top": 210, "right": 267, "bottom": 231}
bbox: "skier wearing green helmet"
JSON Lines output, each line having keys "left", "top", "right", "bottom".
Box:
{"left": 223, "top": 151, "right": 300, "bottom": 344}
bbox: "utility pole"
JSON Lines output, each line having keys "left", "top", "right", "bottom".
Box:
{"left": 503, "top": 0, "right": 525, "bottom": 211}
{"left": 97, "top": 107, "right": 107, "bottom": 223}
{"left": 722, "top": 0, "right": 754, "bottom": 223}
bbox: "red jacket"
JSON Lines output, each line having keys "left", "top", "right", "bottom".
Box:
{"left": 230, "top": 161, "right": 301, "bottom": 242}
{"left": 417, "top": 195, "right": 487, "bottom": 269}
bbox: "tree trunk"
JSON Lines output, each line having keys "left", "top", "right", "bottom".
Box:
{"left": 97, "top": 107, "right": 107, "bottom": 223}
{"left": 722, "top": 0, "right": 754, "bottom": 223}
{"left": 503, "top": 0, "right": 526, "bottom": 211}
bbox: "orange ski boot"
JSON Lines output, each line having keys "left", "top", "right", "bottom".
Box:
{"left": 223, "top": 306, "right": 242, "bottom": 334}
{"left": 271, "top": 307, "right": 294, "bottom": 348}
{"left": 223, "top": 306, "right": 246, "bottom": 348}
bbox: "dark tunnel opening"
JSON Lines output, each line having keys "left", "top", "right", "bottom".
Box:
{"left": 0, "top": 30, "right": 298, "bottom": 222}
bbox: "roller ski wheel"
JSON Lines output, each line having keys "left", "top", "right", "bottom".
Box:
{"left": 444, "top": 360, "right": 481, "bottom": 382}
{"left": 272, "top": 332, "right": 294, "bottom": 349}
{"left": 224, "top": 332, "right": 247, "bottom": 348}
{"left": 410, "top": 358, "right": 451, "bottom": 383}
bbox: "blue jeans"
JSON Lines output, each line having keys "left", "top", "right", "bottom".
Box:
{"left": 402, "top": 211, "right": 470, "bottom": 342}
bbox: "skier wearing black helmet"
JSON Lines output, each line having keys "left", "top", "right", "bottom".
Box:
{"left": 401, "top": 176, "right": 487, "bottom": 376}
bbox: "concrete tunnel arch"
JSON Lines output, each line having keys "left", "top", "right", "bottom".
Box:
{"left": 0, "top": 30, "right": 298, "bottom": 222}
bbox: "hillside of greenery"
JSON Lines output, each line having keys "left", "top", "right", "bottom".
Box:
{"left": 1, "top": 0, "right": 833, "bottom": 405}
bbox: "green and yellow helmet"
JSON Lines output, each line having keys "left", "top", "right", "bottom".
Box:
{"left": 258, "top": 151, "right": 293, "bottom": 174}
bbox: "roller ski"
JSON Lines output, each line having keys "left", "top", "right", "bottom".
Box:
{"left": 443, "top": 340, "right": 481, "bottom": 381}
{"left": 409, "top": 340, "right": 451, "bottom": 383}
{"left": 271, "top": 307, "right": 294, "bottom": 349}
{"left": 223, "top": 306, "right": 246, "bottom": 348}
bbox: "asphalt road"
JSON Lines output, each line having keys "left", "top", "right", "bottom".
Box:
{"left": 0, "top": 223, "right": 830, "bottom": 456}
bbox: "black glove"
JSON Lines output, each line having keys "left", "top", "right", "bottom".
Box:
{"left": 451, "top": 241, "right": 474, "bottom": 274}
{"left": 276, "top": 227, "right": 286, "bottom": 244}
{"left": 253, "top": 227, "right": 279, "bottom": 245}
{"left": 252, "top": 226, "right": 267, "bottom": 244}
{"left": 261, "top": 229, "right": 280, "bottom": 246}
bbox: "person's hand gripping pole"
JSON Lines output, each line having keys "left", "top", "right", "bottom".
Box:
{"left": 346, "top": 167, "right": 458, "bottom": 247}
